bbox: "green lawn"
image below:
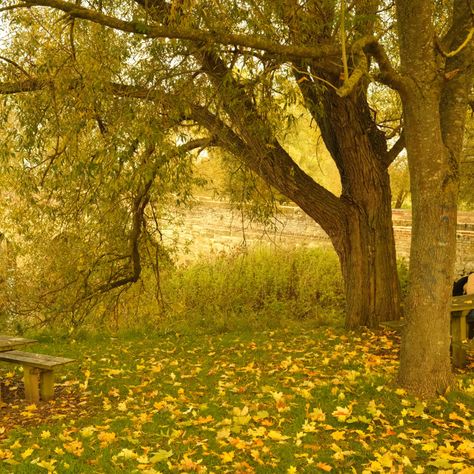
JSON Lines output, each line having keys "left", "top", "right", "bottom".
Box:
{"left": 0, "top": 327, "right": 473, "bottom": 473}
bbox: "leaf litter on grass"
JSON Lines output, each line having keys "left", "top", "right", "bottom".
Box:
{"left": 0, "top": 327, "right": 473, "bottom": 473}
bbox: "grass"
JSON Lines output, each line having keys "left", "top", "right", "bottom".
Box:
{"left": 0, "top": 326, "right": 473, "bottom": 473}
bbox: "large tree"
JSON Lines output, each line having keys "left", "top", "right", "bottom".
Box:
{"left": 1, "top": 0, "right": 403, "bottom": 329}
{"left": 0, "top": 1, "right": 473, "bottom": 396}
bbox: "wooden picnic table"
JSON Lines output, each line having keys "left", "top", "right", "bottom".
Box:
{"left": 0, "top": 336, "right": 37, "bottom": 352}
{"left": 0, "top": 336, "right": 37, "bottom": 402}
{"left": 0, "top": 336, "right": 75, "bottom": 402}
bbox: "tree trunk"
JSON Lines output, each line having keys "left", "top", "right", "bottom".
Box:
{"left": 311, "top": 86, "right": 402, "bottom": 328}
{"left": 396, "top": 0, "right": 473, "bottom": 397}
{"left": 397, "top": 91, "right": 456, "bottom": 396}
{"left": 196, "top": 49, "right": 402, "bottom": 329}
{"left": 337, "top": 200, "right": 401, "bottom": 329}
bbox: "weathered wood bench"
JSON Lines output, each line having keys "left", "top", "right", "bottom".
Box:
{"left": 0, "top": 350, "right": 75, "bottom": 402}
{"left": 450, "top": 294, "right": 474, "bottom": 367}
{"left": 381, "top": 294, "right": 474, "bottom": 368}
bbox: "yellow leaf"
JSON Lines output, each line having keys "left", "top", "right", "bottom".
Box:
{"left": 117, "top": 448, "right": 137, "bottom": 459}
{"left": 63, "top": 440, "right": 84, "bottom": 457}
{"left": 0, "top": 449, "right": 13, "bottom": 460}
{"left": 308, "top": 408, "right": 326, "bottom": 422}
{"left": 149, "top": 449, "right": 173, "bottom": 463}
{"left": 103, "top": 368, "right": 123, "bottom": 377}
{"left": 37, "top": 459, "right": 57, "bottom": 472}
{"left": 117, "top": 401, "right": 127, "bottom": 412}
{"left": 98, "top": 431, "right": 116, "bottom": 447}
{"left": 421, "top": 442, "right": 437, "bottom": 452}
{"left": 216, "top": 427, "right": 231, "bottom": 440}
{"left": 331, "top": 431, "right": 345, "bottom": 441}
{"left": 331, "top": 406, "right": 352, "bottom": 422}
{"left": 21, "top": 448, "right": 33, "bottom": 459}
{"left": 40, "top": 431, "right": 51, "bottom": 439}
{"left": 267, "top": 430, "right": 290, "bottom": 441}
{"left": 220, "top": 451, "right": 235, "bottom": 463}
{"left": 316, "top": 461, "right": 332, "bottom": 471}
{"left": 248, "top": 427, "right": 266, "bottom": 438}
{"left": 80, "top": 426, "right": 96, "bottom": 438}
{"left": 288, "top": 466, "right": 298, "bottom": 474}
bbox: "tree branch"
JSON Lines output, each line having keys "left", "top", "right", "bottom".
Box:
{"left": 21, "top": 0, "right": 339, "bottom": 61}
{"left": 384, "top": 132, "right": 405, "bottom": 167}
{"left": 0, "top": 3, "right": 29, "bottom": 12}
{"left": 438, "top": 28, "right": 474, "bottom": 58}
{"left": 0, "top": 55, "right": 32, "bottom": 78}
{"left": 83, "top": 136, "right": 213, "bottom": 297}
{"left": 335, "top": 36, "right": 408, "bottom": 96}
{"left": 191, "top": 106, "right": 346, "bottom": 239}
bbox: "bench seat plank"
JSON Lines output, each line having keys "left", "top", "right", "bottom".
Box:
{"left": 451, "top": 295, "right": 474, "bottom": 312}
{"left": 0, "top": 350, "right": 75, "bottom": 370}
{"left": 0, "top": 350, "right": 75, "bottom": 402}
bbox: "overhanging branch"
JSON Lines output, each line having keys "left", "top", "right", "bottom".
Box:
{"left": 20, "top": 0, "right": 339, "bottom": 61}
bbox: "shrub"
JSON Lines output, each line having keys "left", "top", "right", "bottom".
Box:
{"left": 159, "top": 245, "right": 345, "bottom": 333}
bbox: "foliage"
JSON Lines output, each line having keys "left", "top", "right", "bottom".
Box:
{"left": 0, "top": 327, "right": 473, "bottom": 473}
{"left": 389, "top": 155, "right": 410, "bottom": 209}
{"left": 1, "top": 245, "right": 345, "bottom": 334}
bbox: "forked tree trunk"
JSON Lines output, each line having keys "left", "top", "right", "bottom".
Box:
{"left": 294, "top": 147, "right": 401, "bottom": 329}
{"left": 309, "top": 87, "right": 402, "bottom": 329}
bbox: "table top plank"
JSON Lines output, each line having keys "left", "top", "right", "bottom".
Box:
{"left": 0, "top": 336, "right": 37, "bottom": 352}
{"left": 0, "top": 350, "right": 74, "bottom": 370}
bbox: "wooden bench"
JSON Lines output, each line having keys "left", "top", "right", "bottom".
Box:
{"left": 381, "top": 294, "right": 474, "bottom": 368}
{"left": 450, "top": 294, "right": 474, "bottom": 367}
{"left": 0, "top": 350, "right": 75, "bottom": 402}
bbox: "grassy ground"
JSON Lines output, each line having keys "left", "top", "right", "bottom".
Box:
{"left": 0, "top": 326, "right": 473, "bottom": 473}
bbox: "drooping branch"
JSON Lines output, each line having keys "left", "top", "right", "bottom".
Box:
{"left": 86, "top": 137, "right": 212, "bottom": 297}
{"left": 363, "top": 40, "right": 408, "bottom": 92}
{"left": 0, "top": 3, "right": 29, "bottom": 12}
{"left": 20, "top": 0, "right": 339, "bottom": 61}
{"left": 0, "top": 56, "right": 32, "bottom": 78}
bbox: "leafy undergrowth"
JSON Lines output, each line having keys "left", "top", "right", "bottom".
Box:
{"left": 0, "top": 328, "right": 473, "bottom": 473}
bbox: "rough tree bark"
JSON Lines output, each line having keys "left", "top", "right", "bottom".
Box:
{"left": 396, "top": 0, "right": 473, "bottom": 396}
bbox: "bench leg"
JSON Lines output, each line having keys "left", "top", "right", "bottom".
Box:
{"left": 40, "top": 370, "right": 55, "bottom": 401}
{"left": 451, "top": 311, "right": 468, "bottom": 368}
{"left": 23, "top": 367, "right": 40, "bottom": 403}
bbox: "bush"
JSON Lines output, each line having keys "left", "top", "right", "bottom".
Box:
{"left": 159, "top": 245, "right": 345, "bottom": 333}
